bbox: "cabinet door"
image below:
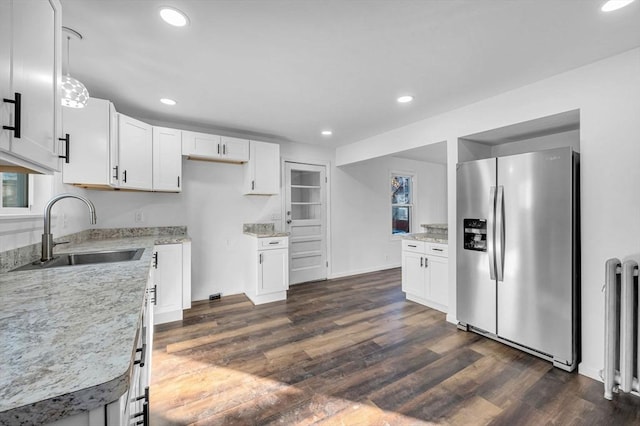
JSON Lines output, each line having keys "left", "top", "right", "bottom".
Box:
{"left": 154, "top": 244, "right": 183, "bottom": 323}
{"left": 62, "top": 98, "right": 112, "bottom": 185}
{"left": 182, "top": 130, "right": 221, "bottom": 158}
{"left": 6, "top": 0, "right": 61, "bottom": 171}
{"left": 258, "top": 249, "right": 288, "bottom": 295}
{"left": 427, "top": 255, "right": 448, "bottom": 308}
{"left": 402, "top": 251, "right": 426, "bottom": 299}
{"left": 221, "top": 136, "right": 249, "bottom": 162}
{"left": 245, "top": 141, "right": 279, "bottom": 195}
{"left": 152, "top": 126, "right": 182, "bottom": 192}
{"left": 0, "top": 0, "right": 10, "bottom": 153}
{"left": 119, "top": 114, "right": 152, "bottom": 190}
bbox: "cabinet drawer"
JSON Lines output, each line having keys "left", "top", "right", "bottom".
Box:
{"left": 428, "top": 243, "right": 448, "bottom": 258}
{"left": 259, "top": 237, "right": 289, "bottom": 249}
{"left": 402, "top": 240, "right": 426, "bottom": 253}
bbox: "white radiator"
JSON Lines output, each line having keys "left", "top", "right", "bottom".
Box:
{"left": 602, "top": 258, "right": 640, "bottom": 400}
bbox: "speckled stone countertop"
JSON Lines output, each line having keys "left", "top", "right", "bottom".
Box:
{"left": 403, "top": 232, "right": 448, "bottom": 244}
{"left": 0, "top": 232, "right": 190, "bottom": 425}
{"left": 242, "top": 223, "right": 290, "bottom": 238}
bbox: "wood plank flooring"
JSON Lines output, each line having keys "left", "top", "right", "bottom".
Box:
{"left": 150, "top": 268, "right": 640, "bottom": 425}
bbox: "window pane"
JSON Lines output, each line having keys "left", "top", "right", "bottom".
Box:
{"left": 1, "top": 173, "right": 29, "bottom": 208}
{"left": 391, "top": 175, "right": 411, "bottom": 204}
{"left": 392, "top": 206, "right": 411, "bottom": 234}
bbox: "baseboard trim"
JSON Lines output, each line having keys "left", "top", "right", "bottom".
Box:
{"left": 578, "top": 363, "right": 603, "bottom": 382}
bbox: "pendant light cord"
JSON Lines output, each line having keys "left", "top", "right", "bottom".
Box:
{"left": 66, "top": 35, "right": 71, "bottom": 77}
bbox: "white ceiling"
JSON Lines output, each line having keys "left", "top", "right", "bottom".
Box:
{"left": 61, "top": 0, "right": 640, "bottom": 148}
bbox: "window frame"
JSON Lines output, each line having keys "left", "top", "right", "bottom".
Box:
{"left": 0, "top": 172, "right": 35, "bottom": 215}
{"left": 390, "top": 171, "right": 416, "bottom": 238}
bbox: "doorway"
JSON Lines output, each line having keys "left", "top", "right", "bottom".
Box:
{"left": 284, "top": 162, "right": 328, "bottom": 284}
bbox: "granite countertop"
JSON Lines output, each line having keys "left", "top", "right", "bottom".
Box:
{"left": 242, "top": 222, "right": 290, "bottom": 238}
{"left": 0, "top": 233, "right": 189, "bottom": 424}
{"left": 403, "top": 232, "right": 448, "bottom": 244}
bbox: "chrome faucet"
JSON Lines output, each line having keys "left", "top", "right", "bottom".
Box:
{"left": 42, "top": 193, "right": 97, "bottom": 261}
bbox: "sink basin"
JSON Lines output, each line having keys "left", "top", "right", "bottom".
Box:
{"left": 11, "top": 248, "right": 145, "bottom": 272}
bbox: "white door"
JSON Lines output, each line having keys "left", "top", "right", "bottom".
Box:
{"left": 119, "top": 114, "right": 152, "bottom": 190}
{"left": 220, "top": 136, "right": 249, "bottom": 162}
{"left": 8, "top": 0, "right": 60, "bottom": 170}
{"left": 152, "top": 126, "right": 182, "bottom": 192}
{"left": 258, "top": 249, "right": 289, "bottom": 295}
{"left": 284, "top": 162, "right": 327, "bottom": 284}
{"left": 154, "top": 244, "right": 183, "bottom": 324}
{"left": 402, "top": 251, "right": 426, "bottom": 298}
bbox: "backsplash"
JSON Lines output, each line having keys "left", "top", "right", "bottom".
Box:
{"left": 0, "top": 227, "right": 187, "bottom": 273}
{"left": 243, "top": 223, "right": 275, "bottom": 234}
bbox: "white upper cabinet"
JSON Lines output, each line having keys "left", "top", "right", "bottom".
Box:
{"left": 220, "top": 136, "right": 249, "bottom": 162}
{"left": 62, "top": 98, "right": 119, "bottom": 188}
{"left": 118, "top": 114, "right": 152, "bottom": 190}
{"left": 244, "top": 140, "right": 280, "bottom": 195}
{"left": 152, "top": 126, "right": 182, "bottom": 192}
{"left": 182, "top": 131, "right": 248, "bottom": 163}
{"left": 1, "top": 0, "right": 61, "bottom": 173}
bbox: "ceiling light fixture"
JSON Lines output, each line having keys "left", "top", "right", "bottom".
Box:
{"left": 160, "top": 98, "right": 177, "bottom": 106}
{"left": 321, "top": 130, "right": 333, "bottom": 136}
{"left": 397, "top": 95, "right": 414, "bottom": 103}
{"left": 61, "top": 27, "right": 89, "bottom": 108}
{"left": 601, "top": 0, "right": 635, "bottom": 12}
{"left": 159, "top": 7, "right": 190, "bottom": 26}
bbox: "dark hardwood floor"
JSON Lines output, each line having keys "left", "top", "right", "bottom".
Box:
{"left": 150, "top": 268, "right": 640, "bottom": 425}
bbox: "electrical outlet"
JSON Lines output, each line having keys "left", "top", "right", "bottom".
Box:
{"left": 134, "top": 210, "right": 144, "bottom": 223}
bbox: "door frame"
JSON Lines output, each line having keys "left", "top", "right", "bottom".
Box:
{"left": 280, "top": 157, "right": 333, "bottom": 280}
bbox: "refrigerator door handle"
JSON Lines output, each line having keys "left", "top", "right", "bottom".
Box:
{"left": 495, "top": 185, "right": 505, "bottom": 282}
{"left": 488, "top": 186, "right": 497, "bottom": 280}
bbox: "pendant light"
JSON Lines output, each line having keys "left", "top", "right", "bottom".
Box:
{"left": 61, "top": 27, "right": 89, "bottom": 108}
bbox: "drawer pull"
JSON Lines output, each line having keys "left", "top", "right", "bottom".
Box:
{"left": 134, "top": 343, "right": 146, "bottom": 367}
{"left": 433, "top": 248, "right": 443, "bottom": 252}
{"left": 408, "top": 244, "right": 417, "bottom": 248}
{"left": 269, "top": 241, "right": 280, "bottom": 245}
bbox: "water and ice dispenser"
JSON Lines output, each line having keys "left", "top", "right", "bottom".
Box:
{"left": 463, "top": 219, "right": 487, "bottom": 251}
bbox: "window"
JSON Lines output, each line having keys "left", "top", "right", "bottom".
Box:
{"left": 1, "top": 172, "right": 31, "bottom": 213}
{"left": 391, "top": 174, "right": 413, "bottom": 235}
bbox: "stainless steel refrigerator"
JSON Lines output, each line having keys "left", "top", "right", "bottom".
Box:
{"left": 456, "top": 147, "right": 579, "bottom": 371}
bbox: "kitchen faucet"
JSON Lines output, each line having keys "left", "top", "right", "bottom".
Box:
{"left": 42, "top": 193, "right": 97, "bottom": 262}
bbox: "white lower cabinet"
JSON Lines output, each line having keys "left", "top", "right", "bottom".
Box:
{"left": 153, "top": 242, "right": 192, "bottom": 325}
{"left": 244, "top": 236, "right": 289, "bottom": 305}
{"left": 401, "top": 240, "right": 448, "bottom": 313}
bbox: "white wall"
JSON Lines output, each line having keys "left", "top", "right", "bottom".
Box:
{"left": 490, "top": 129, "right": 580, "bottom": 157}
{"left": 335, "top": 48, "right": 640, "bottom": 381}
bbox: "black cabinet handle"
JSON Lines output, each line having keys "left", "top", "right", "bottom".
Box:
{"left": 123, "top": 170, "right": 127, "bottom": 183}
{"left": 3, "top": 92, "right": 21, "bottom": 138}
{"left": 112, "top": 165, "right": 119, "bottom": 181}
{"left": 420, "top": 257, "right": 423, "bottom": 267}
{"left": 153, "top": 252, "right": 158, "bottom": 268}
{"left": 149, "top": 284, "right": 157, "bottom": 305}
{"left": 177, "top": 176, "right": 180, "bottom": 188}
{"left": 131, "top": 387, "right": 149, "bottom": 426}
{"left": 251, "top": 180, "right": 255, "bottom": 190}
{"left": 134, "top": 343, "right": 146, "bottom": 367}
{"left": 223, "top": 144, "right": 226, "bottom": 155}
{"left": 58, "top": 134, "right": 70, "bottom": 163}
{"left": 217, "top": 143, "right": 220, "bottom": 154}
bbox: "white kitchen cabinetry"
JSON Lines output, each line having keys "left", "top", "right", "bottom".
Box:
{"left": 152, "top": 126, "right": 182, "bottom": 192}
{"left": 153, "top": 242, "right": 192, "bottom": 325}
{"left": 244, "top": 140, "right": 280, "bottom": 195}
{"left": 1, "top": 0, "right": 62, "bottom": 173}
{"left": 62, "top": 98, "right": 119, "bottom": 188}
{"left": 401, "top": 239, "right": 448, "bottom": 313}
{"left": 244, "top": 236, "right": 289, "bottom": 305}
{"left": 118, "top": 114, "right": 152, "bottom": 190}
{"left": 182, "top": 130, "right": 249, "bottom": 163}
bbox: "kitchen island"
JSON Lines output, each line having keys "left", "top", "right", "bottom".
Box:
{"left": 0, "top": 227, "right": 189, "bottom": 425}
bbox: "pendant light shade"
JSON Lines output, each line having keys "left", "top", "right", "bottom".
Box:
{"left": 61, "top": 27, "right": 89, "bottom": 108}
{"left": 61, "top": 75, "right": 89, "bottom": 108}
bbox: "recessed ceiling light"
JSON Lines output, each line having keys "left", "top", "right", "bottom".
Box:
{"left": 397, "top": 95, "right": 414, "bottom": 103}
{"left": 321, "top": 130, "right": 333, "bottom": 136}
{"left": 601, "top": 0, "right": 635, "bottom": 12}
{"left": 160, "top": 98, "right": 177, "bottom": 106}
{"left": 159, "top": 7, "right": 190, "bottom": 27}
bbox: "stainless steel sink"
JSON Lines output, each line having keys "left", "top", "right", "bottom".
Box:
{"left": 11, "top": 248, "right": 145, "bottom": 272}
